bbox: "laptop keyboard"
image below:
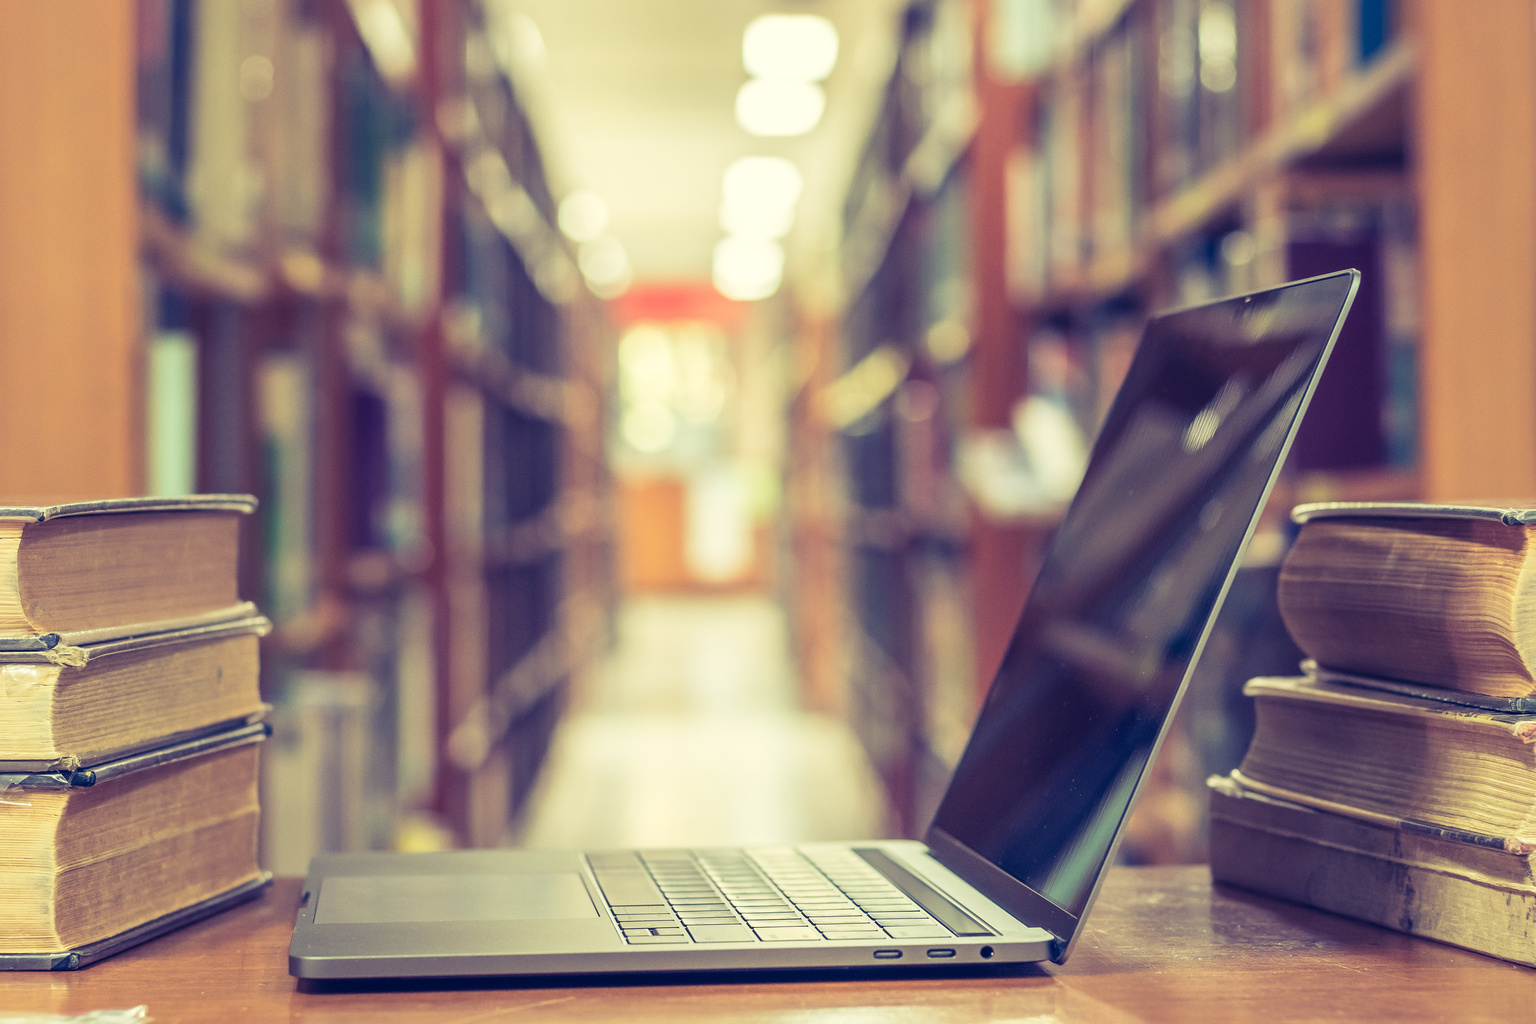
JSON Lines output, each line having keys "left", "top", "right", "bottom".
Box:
{"left": 588, "top": 847, "right": 958, "bottom": 945}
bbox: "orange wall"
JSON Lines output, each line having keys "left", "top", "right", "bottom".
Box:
{"left": 619, "top": 476, "right": 691, "bottom": 591}
{"left": 618, "top": 475, "right": 771, "bottom": 593}
{"left": 0, "top": 2, "right": 140, "bottom": 500}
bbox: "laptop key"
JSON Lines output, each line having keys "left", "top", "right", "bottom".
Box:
{"left": 819, "top": 928, "right": 886, "bottom": 940}
{"left": 625, "top": 933, "right": 692, "bottom": 944}
{"left": 753, "top": 926, "right": 821, "bottom": 941}
{"left": 882, "top": 926, "right": 952, "bottom": 938}
{"left": 687, "top": 924, "right": 755, "bottom": 943}
{"left": 592, "top": 869, "right": 666, "bottom": 907}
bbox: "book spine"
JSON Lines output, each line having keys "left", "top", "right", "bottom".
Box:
{"left": 1283, "top": 204, "right": 1388, "bottom": 469}
{"left": 1379, "top": 198, "right": 1418, "bottom": 468}
{"left": 273, "top": 9, "right": 328, "bottom": 246}
{"left": 186, "top": 0, "right": 259, "bottom": 254}
{"left": 258, "top": 351, "right": 317, "bottom": 625}
{"left": 1153, "top": 0, "right": 1199, "bottom": 198}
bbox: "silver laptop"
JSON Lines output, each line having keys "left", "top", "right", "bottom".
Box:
{"left": 290, "top": 270, "right": 1360, "bottom": 980}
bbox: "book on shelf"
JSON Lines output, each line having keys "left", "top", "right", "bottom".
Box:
{"left": 1271, "top": 0, "right": 1402, "bottom": 122}
{"left": 0, "top": 613, "right": 269, "bottom": 772}
{"left": 1234, "top": 673, "right": 1536, "bottom": 853}
{"left": 1209, "top": 773, "right": 1536, "bottom": 968}
{"left": 1088, "top": 17, "right": 1141, "bottom": 259}
{"left": 145, "top": 318, "right": 199, "bottom": 498}
{"left": 1284, "top": 207, "right": 1391, "bottom": 471}
{"left": 1154, "top": 0, "right": 1199, "bottom": 196}
{"left": 273, "top": 5, "right": 329, "bottom": 248}
{"left": 1277, "top": 501, "right": 1536, "bottom": 700}
{"left": 0, "top": 723, "right": 270, "bottom": 970}
{"left": 1194, "top": 0, "right": 1244, "bottom": 177}
{"left": 1150, "top": 0, "right": 1246, "bottom": 195}
{"left": 0, "top": 495, "right": 256, "bottom": 649}
{"left": 258, "top": 352, "right": 317, "bottom": 625}
{"left": 134, "top": 0, "right": 194, "bottom": 223}
{"left": 1005, "top": 142, "right": 1049, "bottom": 302}
{"left": 1045, "top": 71, "right": 1085, "bottom": 279}
{"left": 185, "top": 0, "right": 262, "bottom": 256}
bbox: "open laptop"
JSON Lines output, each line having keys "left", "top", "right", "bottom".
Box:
{"left": 290, "top": 269, "right": 1360, "bottom": 980}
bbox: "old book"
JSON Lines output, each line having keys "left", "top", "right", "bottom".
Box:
{"left": 1209, "top": 774, "right": 1536, "bottom": 967}
{"left": 0, "top": 725, "right": 268, "bottom": 965}
{"left": 0, "top": 495, "right": 256, "bottom": 649}
{"left": 1234, "top": 674, "right": 1536, "bottom": 852}
{"left": 0, "top": 614, "right": 269, "bottom": 770}
{"left": 1277, "top": 501, "right": 1536, "bottom": 698}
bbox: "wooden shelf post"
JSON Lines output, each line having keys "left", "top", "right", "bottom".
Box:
{"left": 1416, "top": 0, "right": 1536, "bottom": 500}
{"left": 0, "top": 1, "right": 141, "bottom": 498}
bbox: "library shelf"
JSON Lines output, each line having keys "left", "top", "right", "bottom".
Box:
{"left": 128, "top": 0, "right": 614, "bottom": 859}
{"left": 794, "top": 0, "right": 1534, "bottom": 849}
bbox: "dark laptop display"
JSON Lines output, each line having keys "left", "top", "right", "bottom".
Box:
{"left": 929, "top": 271, "right": 1359, "bottom": 952}
{"left": 290, "top": 271, "right": 1358, "bottom": 980}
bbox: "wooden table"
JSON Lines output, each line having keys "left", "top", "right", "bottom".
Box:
{"left": 4, "top": 867, "right": 1535, "bottom": 1023}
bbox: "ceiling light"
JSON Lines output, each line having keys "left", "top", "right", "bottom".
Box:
{"left": 720, "top": 198, "right": 794, "bottom": 239}
{"left": 578, "top": 236, "right": 632, "bottom": 298}
{"left": 722, "top": 156, "right": 802, "bottom": 209}
{"left": 735, "top": 79, "right": 825, "bottom": 137}
{"left": 743, "top": 14, "right": 839, "bottom": 82}
{"left": 713, "top": 236, "right": 784, "bottom": 301}
{"left": 558, "top": 191, "right": 609, "bottom": 243}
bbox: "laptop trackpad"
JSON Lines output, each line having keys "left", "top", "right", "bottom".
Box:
{"left": 315, "top": 873, "right": 598, "bottom": 924}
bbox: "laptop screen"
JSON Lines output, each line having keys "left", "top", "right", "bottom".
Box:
{"left": 928, "top": 272, "right": 1358, "bottom": 932}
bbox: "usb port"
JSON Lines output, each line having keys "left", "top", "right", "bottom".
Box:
{"left": 927, "top": 948, "right": 956, "bottom": 959}
{"left": 873, "top": 949, "right": 902, "bottom": 960}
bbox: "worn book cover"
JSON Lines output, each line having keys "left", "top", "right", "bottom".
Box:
{"left": 0, "top": 723, "right": 270, "bottom": 969}
{"left": 1278, "top": 501, "right": 1536, "bottom": 698}
{"left": 1209, "top": 773, "right": 1536, "bottom": 967}
{"left": 0, "top": 612, "right": 270, "bottom": 771}
{"left": 1236, "top": 674, "right": 1536, "bottom": 851}
{"left": 0, "top": 494, "right": 256, "bottom": 649}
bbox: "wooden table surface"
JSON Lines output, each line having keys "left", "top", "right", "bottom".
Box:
{"left": 4, "top": 866, "right": 1535, "bottom": 1023}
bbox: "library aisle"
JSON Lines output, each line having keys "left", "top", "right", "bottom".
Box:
{"left": 518, "top": 595, "right": 888, "bottom": 850}
{"left": 11, "top": 0, "right": 1536, "bottom": 876}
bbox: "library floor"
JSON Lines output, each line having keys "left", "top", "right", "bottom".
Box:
{"left": 517, "top": 594, "right": 889, "bottom": 849}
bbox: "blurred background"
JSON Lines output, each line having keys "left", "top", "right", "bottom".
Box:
{"left": 0, "top": 0, "right": 1529, "bottom": 873}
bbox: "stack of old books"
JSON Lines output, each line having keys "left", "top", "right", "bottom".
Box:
{"left": 0, "top": 496, "right": 270, "bottom": 970}
{"left": 1209, "top": 500, "right": 1536, "bottom": 966}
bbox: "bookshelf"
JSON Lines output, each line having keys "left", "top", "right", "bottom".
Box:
{"left": 786, "top": 0, "right": 981, "bottom": 835}
{"left": 806, "top": 0, "right": 1536, "bottom": 838}
{"left": 123, "top": 0, "right": 613, "bottom": 858}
